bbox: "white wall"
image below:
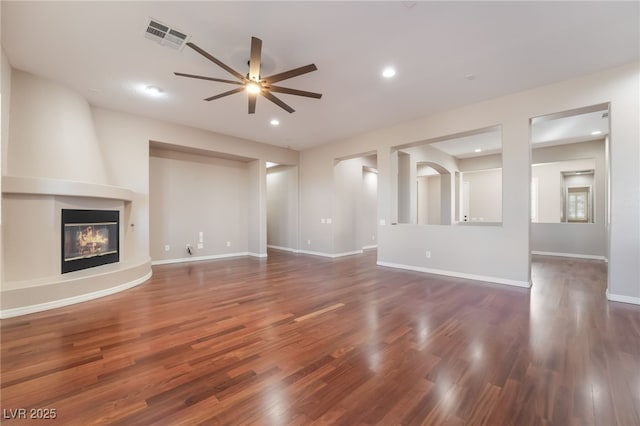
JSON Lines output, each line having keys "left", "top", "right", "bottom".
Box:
{"left": 266, "top": 165, "right": 299, "bottom": 251}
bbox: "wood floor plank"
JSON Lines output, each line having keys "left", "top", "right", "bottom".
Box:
{"left": 1, "top": 251, "right": 639, "bottom": 425}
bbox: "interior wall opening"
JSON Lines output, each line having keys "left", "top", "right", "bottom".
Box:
{"left": 392, "top": 125, "right": 503, "bottom": 226}
{"left": 529, "top": 103, "right": 610, "bottom": 261}
{"left": 333, "top": 153, "right": 378, "bottom": 253}
{"left": 266, "top": 162, "right": 298, "bottom": 253}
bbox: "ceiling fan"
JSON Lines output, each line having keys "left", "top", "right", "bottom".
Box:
{"left": 175, "top": 37, "right": 322, "bottom": 114}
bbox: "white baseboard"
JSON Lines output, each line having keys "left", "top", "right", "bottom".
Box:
{"left": 297, "top": 249, "right": 364, "bottom": 258}
{"left": 532, "top": 251, "right": 607, "bottom": 262}
{"left": 377, "top": 261, "right": 531, "bottom": 289}
{"left": 151, "top": 252, "right": 250, "bottom": 265}
{"left": 267, "top": 245, "right": 299, "bottom": 253}
{"left": 606, "top": 289, "right": 640, "bottom": 305}
{"left": 0, "top": 271, "right": 152, "bottom": 319}
{"left": 248, "top": 252, "right": 268, "bottom": 258}
{"left": 362, "top": 245, "right": 378, "bottom": 250}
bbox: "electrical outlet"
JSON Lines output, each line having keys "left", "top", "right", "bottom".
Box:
{"left": 380, "top": 219, "right": 386, "bottom": 226}
{"left": 197, "top": 243, "right": 203, "bottom": 249}
{"left": 425, "top": 250, "right": 431, "bottom": 259}
{"left": 321, "top": 218, "right": 326, "bottom": 224}
{"left": 307, "top": 239, "right": 311, "bottom": 245}
{"left": 164, "top": 245, "right": 170, "bottom": 252}
{"left": 372, "top": 235, "right": 375, "bottom": 241}
{"left": 326, "top": 218, "right": 332, "bottom": 224}
{"left": 199, "top": 232, "right": 204, "bottom": 243}
{"left": 226, "top": 241, "right": 231, "bottom": 247}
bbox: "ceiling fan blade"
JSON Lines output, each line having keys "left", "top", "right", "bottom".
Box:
{"left": 249, "top": 37, "right": 262, "bottom": 81}
{"left": 186, "top": 42, "right": 246, "bottom": 82}
{"left": 262, "top": 91, "right": 295, "bottom": 113}
{"left": 262, "top": 64, "right": 318, "bottom": 84}
{"left": 248, "top": 93, "right": 257, "bottom": 114}
{"left": 268, "top": 85, "right": 322, "bottom": 99}
{"left": 204, "top": 87, "right": 245, "bottom": 101}
{"left": 174, "top": 72, "right": 243, "bottom": 85}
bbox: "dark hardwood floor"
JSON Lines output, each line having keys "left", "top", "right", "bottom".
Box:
{"left": 2, "top": 250, "right": 639, "bottom": 425}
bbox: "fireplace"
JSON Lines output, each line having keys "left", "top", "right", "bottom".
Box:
{"left": 61, "top": 209, "right": 120, "bottom": 273}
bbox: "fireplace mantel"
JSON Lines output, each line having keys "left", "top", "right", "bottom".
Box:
{"left": 2, "top": 176, "right": 134, "bottom": 201}
{"left": 1, "top": 176, "right": 150, "bottom": 318}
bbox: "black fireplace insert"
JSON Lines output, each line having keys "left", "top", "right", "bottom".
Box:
{"left": 61, "top": 209, "right": 119, "bottom": 274}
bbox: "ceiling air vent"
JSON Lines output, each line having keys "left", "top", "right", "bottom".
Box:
{"left": 144, "top": 18, "right": 189, "bottom": 50}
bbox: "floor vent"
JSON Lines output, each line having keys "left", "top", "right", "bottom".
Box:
{"left": 144, "top": 18, "right": 189, "bottom": 50}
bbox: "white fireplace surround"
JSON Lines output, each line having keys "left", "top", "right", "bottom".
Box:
{"left": 1, "top": 176, "right": 152, "bottom": 318}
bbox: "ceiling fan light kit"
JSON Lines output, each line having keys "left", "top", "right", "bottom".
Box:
{"left": 176, "top": 37, "right": 322, "bottom": 114}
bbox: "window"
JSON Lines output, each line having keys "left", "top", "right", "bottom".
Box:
{"left": 566, "top": 186, "right": 590, "bottom": 222}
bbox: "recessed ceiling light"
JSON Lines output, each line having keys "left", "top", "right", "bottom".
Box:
{"left": 145, "top": 86, "right": 162, "bottom": 96}
{"left": 465, "top": 74, "right": 476, "bottom": 81}
{"left": 591, "top": 130, "right": 602, "bottom": 135}
{"left": 382, "top": 67, "right": 396, "bottom": 78}
{"left": 474, "top": 148, "right": 482, "bottom": 153}
{"left": 270, "top": 119, "right": 280, "bottom": 126}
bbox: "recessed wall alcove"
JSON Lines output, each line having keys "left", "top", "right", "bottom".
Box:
{"left": 1, "top": 176, "right": 152, "bottom": 318}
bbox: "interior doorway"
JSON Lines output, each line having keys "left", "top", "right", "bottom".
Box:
{"left": 529, "top": 103, "right": 610, "bottom": 262}
{"left": 266, "top": 163, "right": 299, "bottom": 253}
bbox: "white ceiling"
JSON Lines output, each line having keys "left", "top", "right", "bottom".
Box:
{"left": 2, "top": 1, "right": 638, "bottom": 151}
{"left": 430, "top": 128, "right": 503, "bottom": 159}
{"left": 531, "top": 109, "right": 609, "bottom": 146}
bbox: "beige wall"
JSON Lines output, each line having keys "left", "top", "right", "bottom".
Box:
{"left": 1, "top": 69, "right": 298, "bottom": 315}
{"left": 532, "top": 158, "right": 597, "bottom": 223}
{"left": 417, "top": 174, "right": 441, "bottom": 225}
{"left": 299, "top": 61, "right": 639, "bottom": 294}
{"left": 266, "top": 165, "right": 299, "bottom": 251}
{"left": 361, "top": 169, "right": 378, "bottom": 248}
{"left": 2, "top": 60, "right": 638, "bottom": 313}
{"left": 332, "top": 156, "right": 377, "bottom": 255}
{"left": 531, "top": 140, "right": 606, "bottom": 258}
{"left": 149, "top": 149, "right": 250, "bottom": 261}
{"left": 463, "top": 168, "right": 502, "bottom": 222}
{"left": 7, "top": 71, "right": 109, "bottom": 183}
{"left": 1, "top": 49, "right": 11, "bottom": 286}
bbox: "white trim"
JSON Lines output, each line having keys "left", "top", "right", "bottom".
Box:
{"left": 0, "top": 271, "right": 152, "bottom": 319}
{"left": 362, "top": 245, "right": 378, "bottom": 250}
{"left": 248, "top": 252, "right": 268, "bottom": 258}
{"left": 297, "top": 249, "right": 364, "bottom": 258}
{"left": 606, "top": 289, "right": 640, "bottom": 305}
{"left": 151, "top": 252, "right": 250, "bottom": 265}
{"left": 532, "top": 251, "right": 607, "bottom": 261}
{"left": 1, "top": 175, "right": 134, "bottom": 201}
{"left": 267, "top": 245, "right": 299, "bottom": 253}
{"left": 377, "top": 261, "right": 531, "bottom": 288}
